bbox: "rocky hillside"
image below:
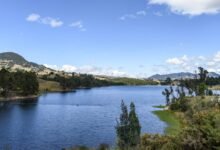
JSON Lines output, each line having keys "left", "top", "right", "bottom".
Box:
{"left": 0, "top": 52, "right": 53, "bottom": 75}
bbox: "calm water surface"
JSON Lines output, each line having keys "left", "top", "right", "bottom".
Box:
{"left": 0, "top": 86, "right": 167, "bottom": 150}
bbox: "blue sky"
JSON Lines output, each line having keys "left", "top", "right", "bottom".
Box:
{"left": 1, "top": 0, "right": 220, "bottom": 77}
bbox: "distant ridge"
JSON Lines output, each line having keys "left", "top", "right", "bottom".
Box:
{"left": 148, "top": 72, "right": 220, "bottom": 80}
{"left": 0, "top": 52, "right": 27, "bottom": 65}
{"left": 1, "top": 52, "right": 220, "bottom": 79}
{"left": 0, "top": 52, "right": 53, "bottom": 75}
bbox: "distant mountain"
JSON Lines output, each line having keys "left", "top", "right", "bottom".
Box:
{"left": 0, "top": 52, "right": 53, "bottom": 75}
{"left": 208, "top": 72, "right": 220, "bottom": 78}
{"left": 148, "top": 72, "right": 195, "bottom": 80}
{"left": 149, "top": 72, "right": 220, "bottom": 80}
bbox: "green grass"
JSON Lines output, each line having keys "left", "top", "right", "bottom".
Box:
{"left": 109, "top": 77, "right": 158, "bottom": 85}
{"left": 153, "top": 105, "right": 166, "bottom": 109}
{"left": 153, "top": 110, "right": 181, "bottom": 136}
{"left": 209, "top": 85, "right": 220, "bottom": 90}
{"left": 38, "top": 79, "right": 63, "bottom": 92}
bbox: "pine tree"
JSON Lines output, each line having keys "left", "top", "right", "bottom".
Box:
{"left": 128, "top": 102, "right": 141, "bottom": 147}
{"left": 116, "top": 100, "right": 130, "bottom": 149}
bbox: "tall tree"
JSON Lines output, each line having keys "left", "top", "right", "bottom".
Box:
{"left": 165, "top": 77, "right": 172, "bottom": 85}
{"left": 162, "top": 87, "right": 173, "bottom": 105}
{"left": 198, "top": 67, "right": 209, "bottom": 82}
{"left": 0, "top": 68, "right": 11, "bottom": 96}
{"left": 128, "top": 102, "right": 141, "bottom": 147}
{"left": 116, "top": 100, "right": 130, "bottom": 149}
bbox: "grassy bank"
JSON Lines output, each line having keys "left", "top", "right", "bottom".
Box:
{"left": 209, "top": 85, "right": 220, "bottom": 90}
{"left": 0, "top": 95, "right": 39, "bottom": 101}
{"left": 153, "top": 105, "right": 166, "bottom": 109}
{"left": 108, "top": 77, "right": 158, "bottom": 85}
{"left": 38, "top": 79, "right": 64, "bottom": 92}
{"left": 153, "top": 110, "right": 181, "bottom": 136}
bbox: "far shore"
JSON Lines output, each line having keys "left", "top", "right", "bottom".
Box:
{"left": 0, "top": 89, "right": 75, "bottom": 102}
{"left": 0, "top": 95, "right": 39, "bottom": 102}
{"left": 0, "top": 85, "right": 158, "bottom": 102}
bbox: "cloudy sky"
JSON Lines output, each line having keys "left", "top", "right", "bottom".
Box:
{"left": 1, "top": 0, "right": 220, "bottom": 77}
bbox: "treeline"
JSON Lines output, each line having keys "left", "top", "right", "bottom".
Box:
{"left": 0, "top": 68, "right": 39, "bottom": 97}
{"left": 109, "top": 77, "right": 158, "bottom": 85}
{"left": 40, "top": 73, "right": 123, "bottom": 90}
{"left": 162, "top": 67, "right": 213, "bottom": 110}
{"left": 161, "top": 71, "right": 220, "bottom": 87}
{"left": 206, "top": 76, "right": 220, "bottom": 86}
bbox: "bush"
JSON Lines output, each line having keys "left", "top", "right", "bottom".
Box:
{"left": 207, "top": 90, "right": 213, "bottom": 96}
{"left": 98, "top": 144, "right": 109, "bottom": 150}
{"left": 169, "top": 98, "right": 189, "bottom": 112}
{"left": 179, "top": 108, "right": 220, "bottom": 150}
{"left": 169, "top": 102, "right": 180, "bottom": 111}
{"left": 140, "top": 134, "right": 183, "bottom": 149}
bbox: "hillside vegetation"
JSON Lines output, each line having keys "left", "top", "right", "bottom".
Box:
{"left": 109, "top": 77, "right": 158, "bottom": 85}
{"left": 0, "top": 68, "right": 39, "bottom": 98}
{"left": 38, "top": 79, "right": 63, "bottom": 92}
{"left": 153, "top": 110, "right": 181, "bottom": 136}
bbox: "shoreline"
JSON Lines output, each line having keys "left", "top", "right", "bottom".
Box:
{"left": 0, "top": 95, "right": 39, "bottom": 102}
{"left": 152, "top": 109, "right": 181, "bottom": 136}
{"left": 0, "top": 86, "right": 103, "bottom": 102}
{"left": 0, "top": 89, "right": 75, "bottom": 102}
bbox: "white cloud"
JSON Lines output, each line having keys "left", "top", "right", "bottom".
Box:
{"left": 148, "top": 0, "right": 220, "bottom": 16}
{"left": 198, "top": 56, "right": 206, "bottom": 60}
{"left": 62, "top": 65, "right": 77, "bottom": 72}
{"left": 120, "top": 14, "right": 137, "bottom": 20}
{"left": 26, "top": 13, "right": 63, "bottom": 28}
{"left": 136, "top": 10, "right": 147, "bottom": 16}
{"left": 43, "top": 64, "right": 60, "bottom": 70}
{"left": 44, "top": 64, "right": 130, "bottom": 77}
{"left": 120, "top": 10, "right": 146, "bottom": 20}
{"left": 214, "top": 51, "right": 220, "bottom": 62}
{"left": 154, "top": 12, "right": 163, "bottom": 16}
{"left": 69, "top": 21, "right": 86, "bottom": 31}
{"left": 41, "top": 17, "right": 63, "bottom": 28}
{"left": 166, "top": 55, "right": 188, "bottom": 65}
{"left": 26, "top": 13, "right": 40, "bottom": 22}
{"left": 164, "top": 51, "right": 220, "bottom": 73}
{"left": 207, "top": 61, "right": 215, "bottom": 66}
{"left": 166, "top": 58, "right": 183, "bottom": 65}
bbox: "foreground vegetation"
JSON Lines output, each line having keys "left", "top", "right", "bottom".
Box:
{"left": 144, "top": 67, "right": 220, "bottom": 150}
{"left": 153, "top": 110, "right": 181, "bottom": 136}
{"left": 66, "top": 94, "right": 220, "bottom": 150}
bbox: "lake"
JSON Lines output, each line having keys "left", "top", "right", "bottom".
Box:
{"left": 0, "top": 86, "right": 167, "bottom": 150}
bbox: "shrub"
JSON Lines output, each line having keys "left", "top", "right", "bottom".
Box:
{"left": 140, "top": 134, "right": 184, "bottom": 149}
{"left": 98, "top": 144, "right": 109, "bottom": 150}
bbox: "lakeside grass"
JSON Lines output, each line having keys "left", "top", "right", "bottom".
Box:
{"left": 153, "top": 105, "right": 166, "bottom": 109}
{"left": 209, "top": 85, "right": 220, "bottom": 90}
{"left": 38, "top": 79, "right": 63, "bottom": 92}
{"left": 153, "top": 110, "right": 181, "bottom": 136}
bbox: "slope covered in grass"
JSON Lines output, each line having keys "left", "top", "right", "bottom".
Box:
{"left": 153, "top": 110, "right": 181, "bottom": 136}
